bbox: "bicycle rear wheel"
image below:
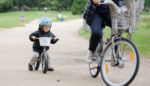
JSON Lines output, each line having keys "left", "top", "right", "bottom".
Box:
{"left": 34, "top": 60, "right": 40, "bottom": 71}
{"left": 89, "top": 61, "right": 100, "bottom": 78}
{"left": 34, "top": 57, "right": 40, "bottom": 71}
{"left": 100, "top": 38, "right": 140, "bottom": 86}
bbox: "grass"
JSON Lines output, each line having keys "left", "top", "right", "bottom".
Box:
{"left": 79, "top": 14, "right": 150, "bottom": 57}
{"left": 0, "top": 11, "right": 81, "bottom": 28}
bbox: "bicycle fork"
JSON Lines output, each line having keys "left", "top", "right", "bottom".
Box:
{"left": 111, "top": 36, "right": 117, "bottom": 67}
{"left": 111, "top": 35, "right": 125, "bottom": 68}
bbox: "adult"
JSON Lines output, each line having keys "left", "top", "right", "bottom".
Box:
{"left": 83, "top": 0, "right": 123, "bottom": 63}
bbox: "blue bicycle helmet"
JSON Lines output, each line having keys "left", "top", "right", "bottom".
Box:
{"left": 39, "top": 17, "right": 52, "bottom": 26}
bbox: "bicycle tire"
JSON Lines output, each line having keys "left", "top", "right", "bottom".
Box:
{"left": 42, "top": 54, "right": 48, "bottom": 74}
{"left": 34, "top": 60, "right": 40, "bottom": 71}
{"left": 100, "top": 38, "right": 140, "bottom": 86}
{"left": 89, "top": 63, "right": 100, "bottom": 78}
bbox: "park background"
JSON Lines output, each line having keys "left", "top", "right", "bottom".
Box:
{"left": 0, "top": 0, "right": 150, "bottom": 86}
{"left": 0, "top": 0, "right": 149, "bottom": 57}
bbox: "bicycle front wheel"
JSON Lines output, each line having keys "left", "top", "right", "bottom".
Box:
{"left": 100, "top": 38, "right": 140, "bottom": 86}
{"left": 42, "top": 54, "right": 48, "bottom": 74}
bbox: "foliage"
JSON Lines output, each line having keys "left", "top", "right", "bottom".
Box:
{"left": 0, "top": 0, "right": 13, "bottom": 12}
{"left": 71, "top": 0, "right": 88, "bottom": 15}
{"left": 144, "top": 0, "right": 150, "bottom": 11}
{"left": 0, "top": 0, "right": 150, "bottom": 12}
{"left": 0, "top": 0, "right": 75, "bottom": 12}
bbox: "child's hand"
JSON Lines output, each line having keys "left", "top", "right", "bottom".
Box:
{"left": 52, "top": 37, "right": 58, "bottom": 41}
{"left": 32, "top": 36, "right": 38, "bottom": 40}
{"left": 51, "top": 37, "right": 59, "bottom": 44}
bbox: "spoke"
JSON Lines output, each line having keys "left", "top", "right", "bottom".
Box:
{"left": 105, "top": 59, "right": 111, "bottom": 62}
{"left": 121, "top": 44, "right": 126, "bottom": 57}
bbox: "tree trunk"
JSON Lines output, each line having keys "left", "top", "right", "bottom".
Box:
{"left": 136, "top": 0, "right": 145, "bottom": 20}
{"left": 123, "top": 0, "right": 145, "bottom": 32}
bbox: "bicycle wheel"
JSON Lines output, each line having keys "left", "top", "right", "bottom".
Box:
{"left": 100, "top": 38, "right": 140, "bottom": 86}
{"left": 34, "top": 60, "right": 40, "bottom": 71}
{"left": 42, "top": 54, "right": 48, "bottom": 74}
{"left": 89, "top": 61, "right": 100, "bottom": 78}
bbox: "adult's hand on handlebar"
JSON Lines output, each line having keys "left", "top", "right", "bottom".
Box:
{"left": 93, "top": 0, "right": 101, "bottom": 5}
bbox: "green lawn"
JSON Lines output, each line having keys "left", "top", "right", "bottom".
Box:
{"left": 0, "top": 11, "right": 80, "bottom": 28}
{"left": 79, "top": 14, "right": 150, "bottom": 57}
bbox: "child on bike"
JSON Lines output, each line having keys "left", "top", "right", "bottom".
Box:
{"left": 28, "top": 17, "right": 59, "bottom": 71}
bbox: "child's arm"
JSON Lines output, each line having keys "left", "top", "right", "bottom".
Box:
{"left": 51, "top": 37, "right": 59, "bottom": 44}
{"left": 50, "top": 32, "right": 59, "bottom": 44}
{"left": 50, "top": 32, "right": 55, "bottom": 38}
{"left": 29, "top": 31, "right": 39, "bottom": 42}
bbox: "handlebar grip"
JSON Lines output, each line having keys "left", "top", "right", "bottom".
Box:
{"left": 56, "top": 38, "right": 59, "bottom": 42}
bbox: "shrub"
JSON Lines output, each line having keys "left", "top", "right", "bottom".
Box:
{"left": 71, "top": 0, "right": 87, "bottom": 15}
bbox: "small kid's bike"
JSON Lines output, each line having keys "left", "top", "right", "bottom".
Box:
{"left": 89, "top": 0, "right": 140, "bottom": 86}
{"left": 34, "top": 37, "right": 52, "bottom": 74}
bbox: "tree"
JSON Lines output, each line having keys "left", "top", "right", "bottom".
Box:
{"left": 71, "top": 0, "right": 88, "bottom": 14}
{"left": 144, "top": 0, "right": 150, "bottom": 11}
{"left": 136, "top": 0, "right": 145, "bottom": 19}
{"left": 49, "top": 0, "right": 74, "bottom": 11}
{"left": 0, "top": 0, "right": 13, "bottom": 12}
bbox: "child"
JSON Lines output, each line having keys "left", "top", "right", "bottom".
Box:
{"left": 28, "top": 17, "right": 58, "bottom": 71}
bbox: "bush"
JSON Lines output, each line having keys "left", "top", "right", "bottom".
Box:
{"left": 0, "top": 0, "right": 13, "bottom": 12}
{"left": 23, "top": 5, "right": 31, "bottom": 11}
{"left": 138, "top": 16, "right": 150, "bottom": 29}
{"left": 11, "top": 6, "right": 18, "bottom": 11}
{"left": 71, "top": 0, "right": 87, "bottom": 15}
{"left": 144, "top": 0, "right": 150, "bottom": 12}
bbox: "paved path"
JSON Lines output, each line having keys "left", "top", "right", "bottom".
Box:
{"left": 0, "top": 19, "right": 150, "bottom": 86}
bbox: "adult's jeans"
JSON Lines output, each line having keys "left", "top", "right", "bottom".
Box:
{"left": 89, "top": 13, "right": 111, "bottom": 52}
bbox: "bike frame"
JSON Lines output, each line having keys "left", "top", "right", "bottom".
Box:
{"left": 98, "top": 0, "right": 135, "bottom": 65}
{"left": 36, "top": 47, "right": 47, "bottom": 63}
{"left": 36, "top": 37, "right": 51, "bottom": 62}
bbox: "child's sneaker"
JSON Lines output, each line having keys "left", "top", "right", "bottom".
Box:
{"left": 86, "top": 51, "right": 94, "bottom": 64}
{"left": 28, "top": 64, "right": 33, "bottom": 71}
{"left": 48, "top": 67, "right": 54, "bottom": 71}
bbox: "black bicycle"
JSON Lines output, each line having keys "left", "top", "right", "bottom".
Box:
{"left": 33, "top": 37, "right": 51, "bottom": 74}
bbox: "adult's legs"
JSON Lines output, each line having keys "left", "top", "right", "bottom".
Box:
{"left": 86, "top": 14, "right": 103, "bottom": 64}
{"left": 89, "top": 14, "right": 103, "bottom": 52}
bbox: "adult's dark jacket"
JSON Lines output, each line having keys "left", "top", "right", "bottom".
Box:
{"left": 83, "top": 0, "right": 123, "bottom": 25}
{"left": 29, "top": 27, "right": 56, "bottom": 53}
